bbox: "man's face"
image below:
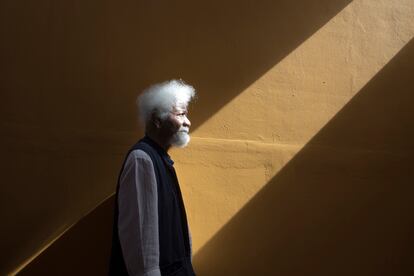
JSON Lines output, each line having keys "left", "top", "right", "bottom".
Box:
{"left": 162, "top": 104, "right": 191, "bottom": 148}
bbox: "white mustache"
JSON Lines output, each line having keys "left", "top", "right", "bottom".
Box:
{"left": 178, "top": 127, "right": 190, "bottom": 133}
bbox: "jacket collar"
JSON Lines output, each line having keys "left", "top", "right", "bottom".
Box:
{"left": 141, "top": 135, "right": 174, "bottom": 166}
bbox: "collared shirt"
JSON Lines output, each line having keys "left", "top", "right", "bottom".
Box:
{"left": 118, "top": 149, "right": 162, "bottom": 276}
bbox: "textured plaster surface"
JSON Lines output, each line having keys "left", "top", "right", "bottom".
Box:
{"left": 171, "top": 0, "right": 414, "bottom": 256}
{"left": 172, "top": 137, "right": 300, "bottom": 249}
{"left": 195, "top": 0, "right": 414, "bottom": 145}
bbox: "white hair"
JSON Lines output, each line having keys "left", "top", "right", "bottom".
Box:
{"left": 137, "top": 79, "right": 196, "bottom": 125}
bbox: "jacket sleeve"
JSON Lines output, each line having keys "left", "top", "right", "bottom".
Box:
{"left": 117, "top": 149, "right": 161, "bottom": 276}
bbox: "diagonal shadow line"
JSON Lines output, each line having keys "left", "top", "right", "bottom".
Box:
{"left": 17, "top": 197, "right": 116, "bottom": 276}
{"left": 107, "top": 0, "right": 352, "bottom": 131}
{"left": 192, "top": 38, "right": 414, "bottom": 276}
{"left": 14, "top": 0, "right": 353, "bottom": 274}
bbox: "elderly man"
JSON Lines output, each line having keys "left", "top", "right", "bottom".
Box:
{"left": 109, "top": 80, "right": 196, "bottom": 276}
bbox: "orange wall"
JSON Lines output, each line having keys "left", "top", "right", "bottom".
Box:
{"left": 1, "top": 0, "right": 414, "bottom": 275}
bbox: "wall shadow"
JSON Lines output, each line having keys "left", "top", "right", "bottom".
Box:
{"left": 0, "top": 0, "right": 352, "bottom": 132}
{"left": 192, "top": 39, "right": 414, "bottom": 275}
{"left": 114, "top": 0, "right": 353, "bottom": 130}
{"left": 18, "top": 197, "right": 115, "bottom": 276}
{"left": 2, "top": 0, "right": 352, "bottom": 274}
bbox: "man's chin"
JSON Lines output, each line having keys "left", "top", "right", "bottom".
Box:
{"left": 170, "top": 133, "right": 190, "bottom": 148}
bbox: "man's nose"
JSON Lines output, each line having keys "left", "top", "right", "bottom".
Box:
{"left": 183, "top": 116, "right": 191, "bottom": 128}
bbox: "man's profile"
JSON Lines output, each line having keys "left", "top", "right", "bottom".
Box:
{"left": 109, "top": 80, "right": 196, "bottom": 276}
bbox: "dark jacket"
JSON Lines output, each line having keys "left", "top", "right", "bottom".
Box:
{"left": 109, "top": 136, "right": 195, "bottom": 276}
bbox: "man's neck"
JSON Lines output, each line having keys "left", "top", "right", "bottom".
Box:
{"left": 145, "top": 132, "right": 171, "bottom": 152}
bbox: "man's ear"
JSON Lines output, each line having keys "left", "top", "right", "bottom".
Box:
{"left": 151, "top": 112, "right": 162, "bottom": 128}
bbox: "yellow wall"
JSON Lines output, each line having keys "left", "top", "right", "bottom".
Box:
{"left": 1, "top": 0, "right": 414, "bottom": 275}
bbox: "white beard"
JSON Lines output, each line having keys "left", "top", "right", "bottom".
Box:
{"left": 170, "top": 127, "right": 190, "bottom": 148}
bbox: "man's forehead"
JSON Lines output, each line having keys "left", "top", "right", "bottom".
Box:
{"left": 173, "top": 104, "right": 188, "bottom": 112}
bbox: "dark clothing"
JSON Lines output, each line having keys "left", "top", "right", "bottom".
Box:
{"left": 109, "top": 137, "right": 195, "bottom": 276}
